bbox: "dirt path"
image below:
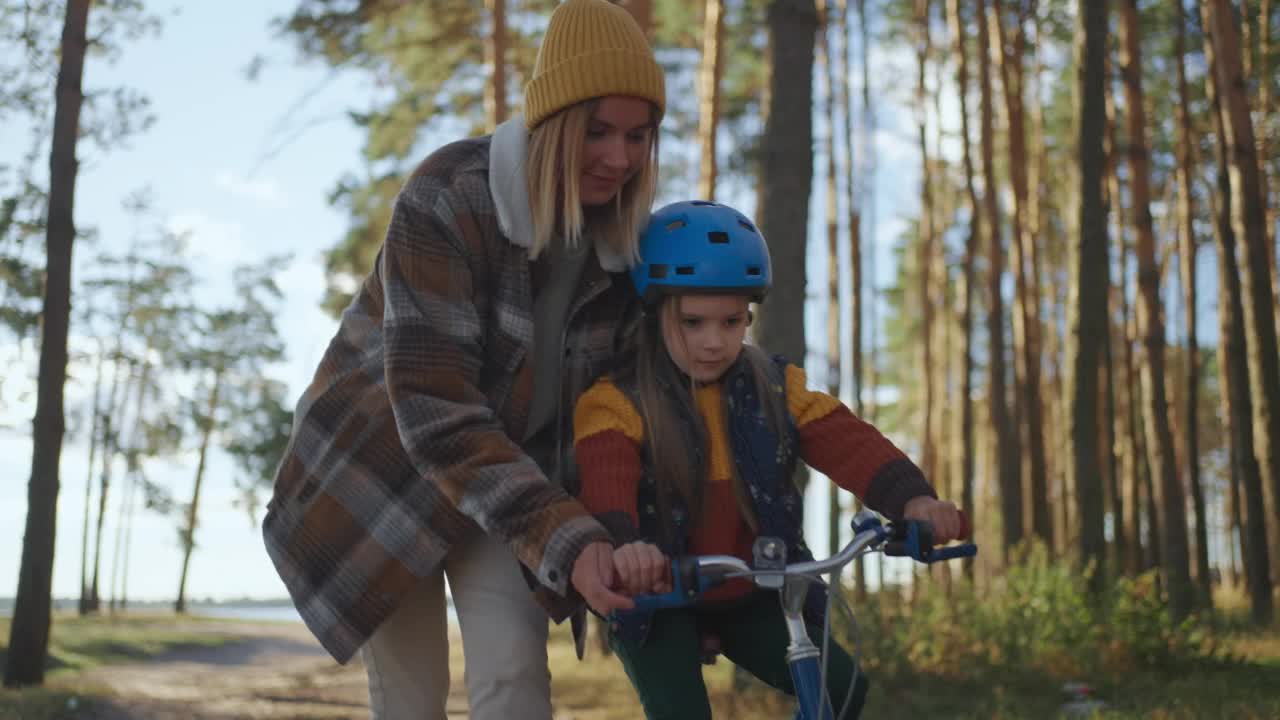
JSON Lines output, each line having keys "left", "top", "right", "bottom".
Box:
{"left": 75, "top": 621, "right": 467, "bottom": 719}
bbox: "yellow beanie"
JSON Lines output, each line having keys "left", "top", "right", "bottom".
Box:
{"left": 524, "top": 0, "right": 666, "bottom": 129}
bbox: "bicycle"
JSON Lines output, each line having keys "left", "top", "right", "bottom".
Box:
{"left": 612, "top": 509, "right": 977, "bottom": 720}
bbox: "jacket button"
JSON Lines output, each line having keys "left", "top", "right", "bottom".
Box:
{"left": 548, "top": 569, "right": 559, "bottom": 583}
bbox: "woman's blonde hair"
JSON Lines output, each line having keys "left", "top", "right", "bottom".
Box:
{"left": 526, "top": 98, "right": 660, "bottom": 262}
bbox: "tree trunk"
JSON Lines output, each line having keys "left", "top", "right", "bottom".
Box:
{"left": 755, "top": 0, "right": 817, "bottom": 378}
{"left": 110, "top": 359, "right": 151, "bottom": 612}
{"left": 977, "top": 0, "right": 1021, "bottom": 557}
{"left": 858, "top": 0, "right": 878, "bottom": 425}
{"left": 1118, "top": 0, "right": 1193, "bottom": 622}
{"left": 992, "top": 0, "right": 1050, "bottom": 548}
{"left": 616, "top": 0, "right": 652, "bottom": 36}
{"left": 4, "top": 0, "right": 91, "bottom": 688}
{"left": 916, "top": 0, "right": 938, "bottom": 489}
{"left": 1106, "top": 58, "right": 1141, "bottom": 577}
{"left": 946, "top": 0, "right": 978, "bottom": 580}
{"left": 841, "top": 0, "right": 861, "bottom": 420}
{"left": 78, "top": 348, "right": 105, "bottom": 615}
{"left": 176, "top": 372, "right": 224, "bottom": 614}
{"left": 1069, "top": 0, "right": 1108, "bottom": 592}
{"left": 1206, "top": 0, "right": 1280, "bottom": 581}
{"left": 1173, "top": 0, "right": 1212, "bottom": 611}
{"left": 846, "top": 0, "right": 867, "bottom": 597}
{"left": 819, "top": 0, "right": 842, "bottom": 558}
{"left": 1101, "top": 292, "right": 1124, "bottom": 577}
{"left": 484, "top": 0, "right": 507, "bottom": 131}
{"left": 697, "top": 0, "right": 725, "bottom": 200}
{"left": 1203, "top": 5, "right": 1275, "bottom": 624}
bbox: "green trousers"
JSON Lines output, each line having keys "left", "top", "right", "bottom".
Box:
{"left": 609, "top": 591, "right": 869, "bottom": 720}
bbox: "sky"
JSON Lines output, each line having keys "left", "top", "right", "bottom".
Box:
{"left": 0, "top": 1, "right": 1226, "bottom": 604}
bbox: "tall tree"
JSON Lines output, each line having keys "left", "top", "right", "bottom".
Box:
{"left": 914, "top": 0, "right": 939, "bottom": 490}
{"left": 174, "top": 260, "right": 287, "bottom": 613}
{"left": 1173, "top": 0, "right": 1211, "bottom": 611}
{"left": 819, "top": 0, "right": 843, "bottom": 557}
{"left": 1118, "top": 0, "right": 1192, "bottom": 621}
{"left": 484, "top": 0, "right": 507, "bottom": 131}
{"left": 697, "top": 0, "right": 726, "bottom": 200}
{"left": 840, "top": 0, "right": 862, "bottom": 421}
{"left": 991, "top": 0, "right": 1050, "bottom": 547}
{"left": 1067, "top": 0, "right": 1108, "bottom": 592}
{"left": 4, "top": 0, "right": 91, "bottom": 688}
{"left": 1206, "top": 0, "right": 1280, "bottom": 572}
{"left": 946, "top": 0, "right": 979, "bottom": 580}
{"left": 77, "top": 342, "right": 105, "bottom": 615}
{"left": 976, "top": 0, "right": 1022, "bottom": 556}
{"left": 1205, "top": 9, "right": 1273, "bottom": 622}
{"left": 754, "top": 0, "right": 817, "bottom": 377}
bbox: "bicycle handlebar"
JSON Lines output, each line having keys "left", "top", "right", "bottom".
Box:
{"left": 618, "top": 512, "right": 977, "bottom": 614}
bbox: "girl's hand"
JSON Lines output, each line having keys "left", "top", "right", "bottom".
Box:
{"left": 903, "top": 496, "right": 965, "bottom": 544}
{"left": 613, "top": 542, "right": 672, "bottom": 596}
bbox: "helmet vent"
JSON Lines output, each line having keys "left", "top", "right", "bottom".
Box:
{"left": 648, "top": 264, "right": 669, "bottom": 279}
{"left": 675, "top": 266, "right": 696, "bottom": 275}
{"left": 707, "top": 231, "right": 729, "bottom": 244}
{"left": 738, "top": 220, "right": 756, "bottom": 232}
{"left": 691, "top": 200, "right": 716, "bottom": 206}
{"left": 665, "top": 219, "right": 687, "bottom": 232}
{"left": 746, "top": 266, "right": 762, "bottom": 276}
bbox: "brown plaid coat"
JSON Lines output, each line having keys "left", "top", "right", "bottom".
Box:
{"left": 262, "top": 132, "right": 638, "bottom": 663}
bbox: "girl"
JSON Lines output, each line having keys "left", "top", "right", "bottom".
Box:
{"left": 262, "top": 1, "right": 666, "bottom": 717}
{"left": 573, "top": 200, "right": 964, "bottom": 719}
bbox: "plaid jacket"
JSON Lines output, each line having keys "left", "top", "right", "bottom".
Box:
{"left": 263, "top": 128, "right": 638, "bottom": 663}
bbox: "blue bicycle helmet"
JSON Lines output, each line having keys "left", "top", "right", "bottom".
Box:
{"left": 631, "top": 200, "right": 772, "bottom": 304}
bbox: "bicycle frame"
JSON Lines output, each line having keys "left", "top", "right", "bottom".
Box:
{"left": 617, "top": 510, "right": 978, "bottom": 720}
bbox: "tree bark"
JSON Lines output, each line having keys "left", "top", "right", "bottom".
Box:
{"left": 1203, "top": 3, "right": 1275, "bottom": 624}
{"left": 991, "top": 0, "right": 1050, "bottom": 547}
{"left": 1118, "top": 0, "right": 1193, "bottom": 621}
{"left": 78, "top": 348, "right": 105, "bottom": 615}
{"left": 697, "top": 0, "right": 725, "bottom": 200}
{"left": 916, "top": 0, "right": 939, "bottom": 489}
{"left": 176, "top": 372, "right": 224, "bottom": 614}
{"left": 819, "top": 0, "right": 843, "bottom": 558}
{"left": 755, "top": 0, "right": 817, "bottom": 378}
{"left": 947, "top": 0, "right": 978, "bottom": 581}
{"left": 1173, "top": 0, "right": 1212, "bottom": 611}
{"left": 484, "top": 0, "right": 507, "bottom": 131}
{"left": 5, "top": 0, "right": 91, "bottom": 688}
{"left": 977, "top": 0, "right": 1021, "bottom": 557}
{"left": 1068, "top": 0, "right": 1109, "bottom": 592}
{"left": 1206, "top": 0, "right": 1280, "bottom": 582}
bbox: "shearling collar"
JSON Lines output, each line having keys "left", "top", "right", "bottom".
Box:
{"left": 487, "top": 115, "right": 628, "bottom": 272}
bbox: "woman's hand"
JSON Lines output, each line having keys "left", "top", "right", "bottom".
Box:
{"left": 613, "top": 542, "right": 672, "bottom": 596}
{"left": 903, "top": 496, "right": 965, "bottom": 544}
{"left": 572, "top": 541, "right": 635, "bottom": 616}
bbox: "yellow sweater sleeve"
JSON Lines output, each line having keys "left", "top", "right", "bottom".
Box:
{"left": 784, "top": 364, "right": 842, "bottom": 427}
{"left": 573, "top": 377, "right": 645, "bottom": 444}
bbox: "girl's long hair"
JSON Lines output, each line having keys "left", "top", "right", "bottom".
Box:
{"left": 619, "top": 296, "right": 790, "bottom": 545}
{"left": 526, "top": 98, "right": 660, "bottom": 263}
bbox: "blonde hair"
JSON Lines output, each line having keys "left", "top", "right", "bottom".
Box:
{"left": 526, "top": 98, "right": 659, "bottom": 262}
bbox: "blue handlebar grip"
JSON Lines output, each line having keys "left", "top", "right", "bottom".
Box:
{"left": 928, "top": 544, "right": 978, "bottom": 562}
{"left": 615, "top": 558, "right": 709, "bottom": 616}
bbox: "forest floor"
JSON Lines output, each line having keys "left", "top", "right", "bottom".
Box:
{"left": 1, "top": 610, "right": 1278, "bottom": 718}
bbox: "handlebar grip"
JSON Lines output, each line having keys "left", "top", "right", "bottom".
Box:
{"left": 928, "top": 544, "right": 978, "bottom": 562}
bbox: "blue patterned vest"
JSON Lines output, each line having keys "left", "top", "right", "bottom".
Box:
{"left": 610, "top": 350, "right": 825, "bottom": 645}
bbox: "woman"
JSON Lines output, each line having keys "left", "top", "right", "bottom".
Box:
{"left": 261, "top": 1, "right": 666, "bottom": 717}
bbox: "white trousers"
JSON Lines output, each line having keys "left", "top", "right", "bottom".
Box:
{"left": 360, "top": 532, "right": 552, "bottom": 720}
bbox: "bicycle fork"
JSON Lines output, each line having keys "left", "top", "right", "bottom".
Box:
{"left": 781, "top": 576, "right": 835, "bottom": 720}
